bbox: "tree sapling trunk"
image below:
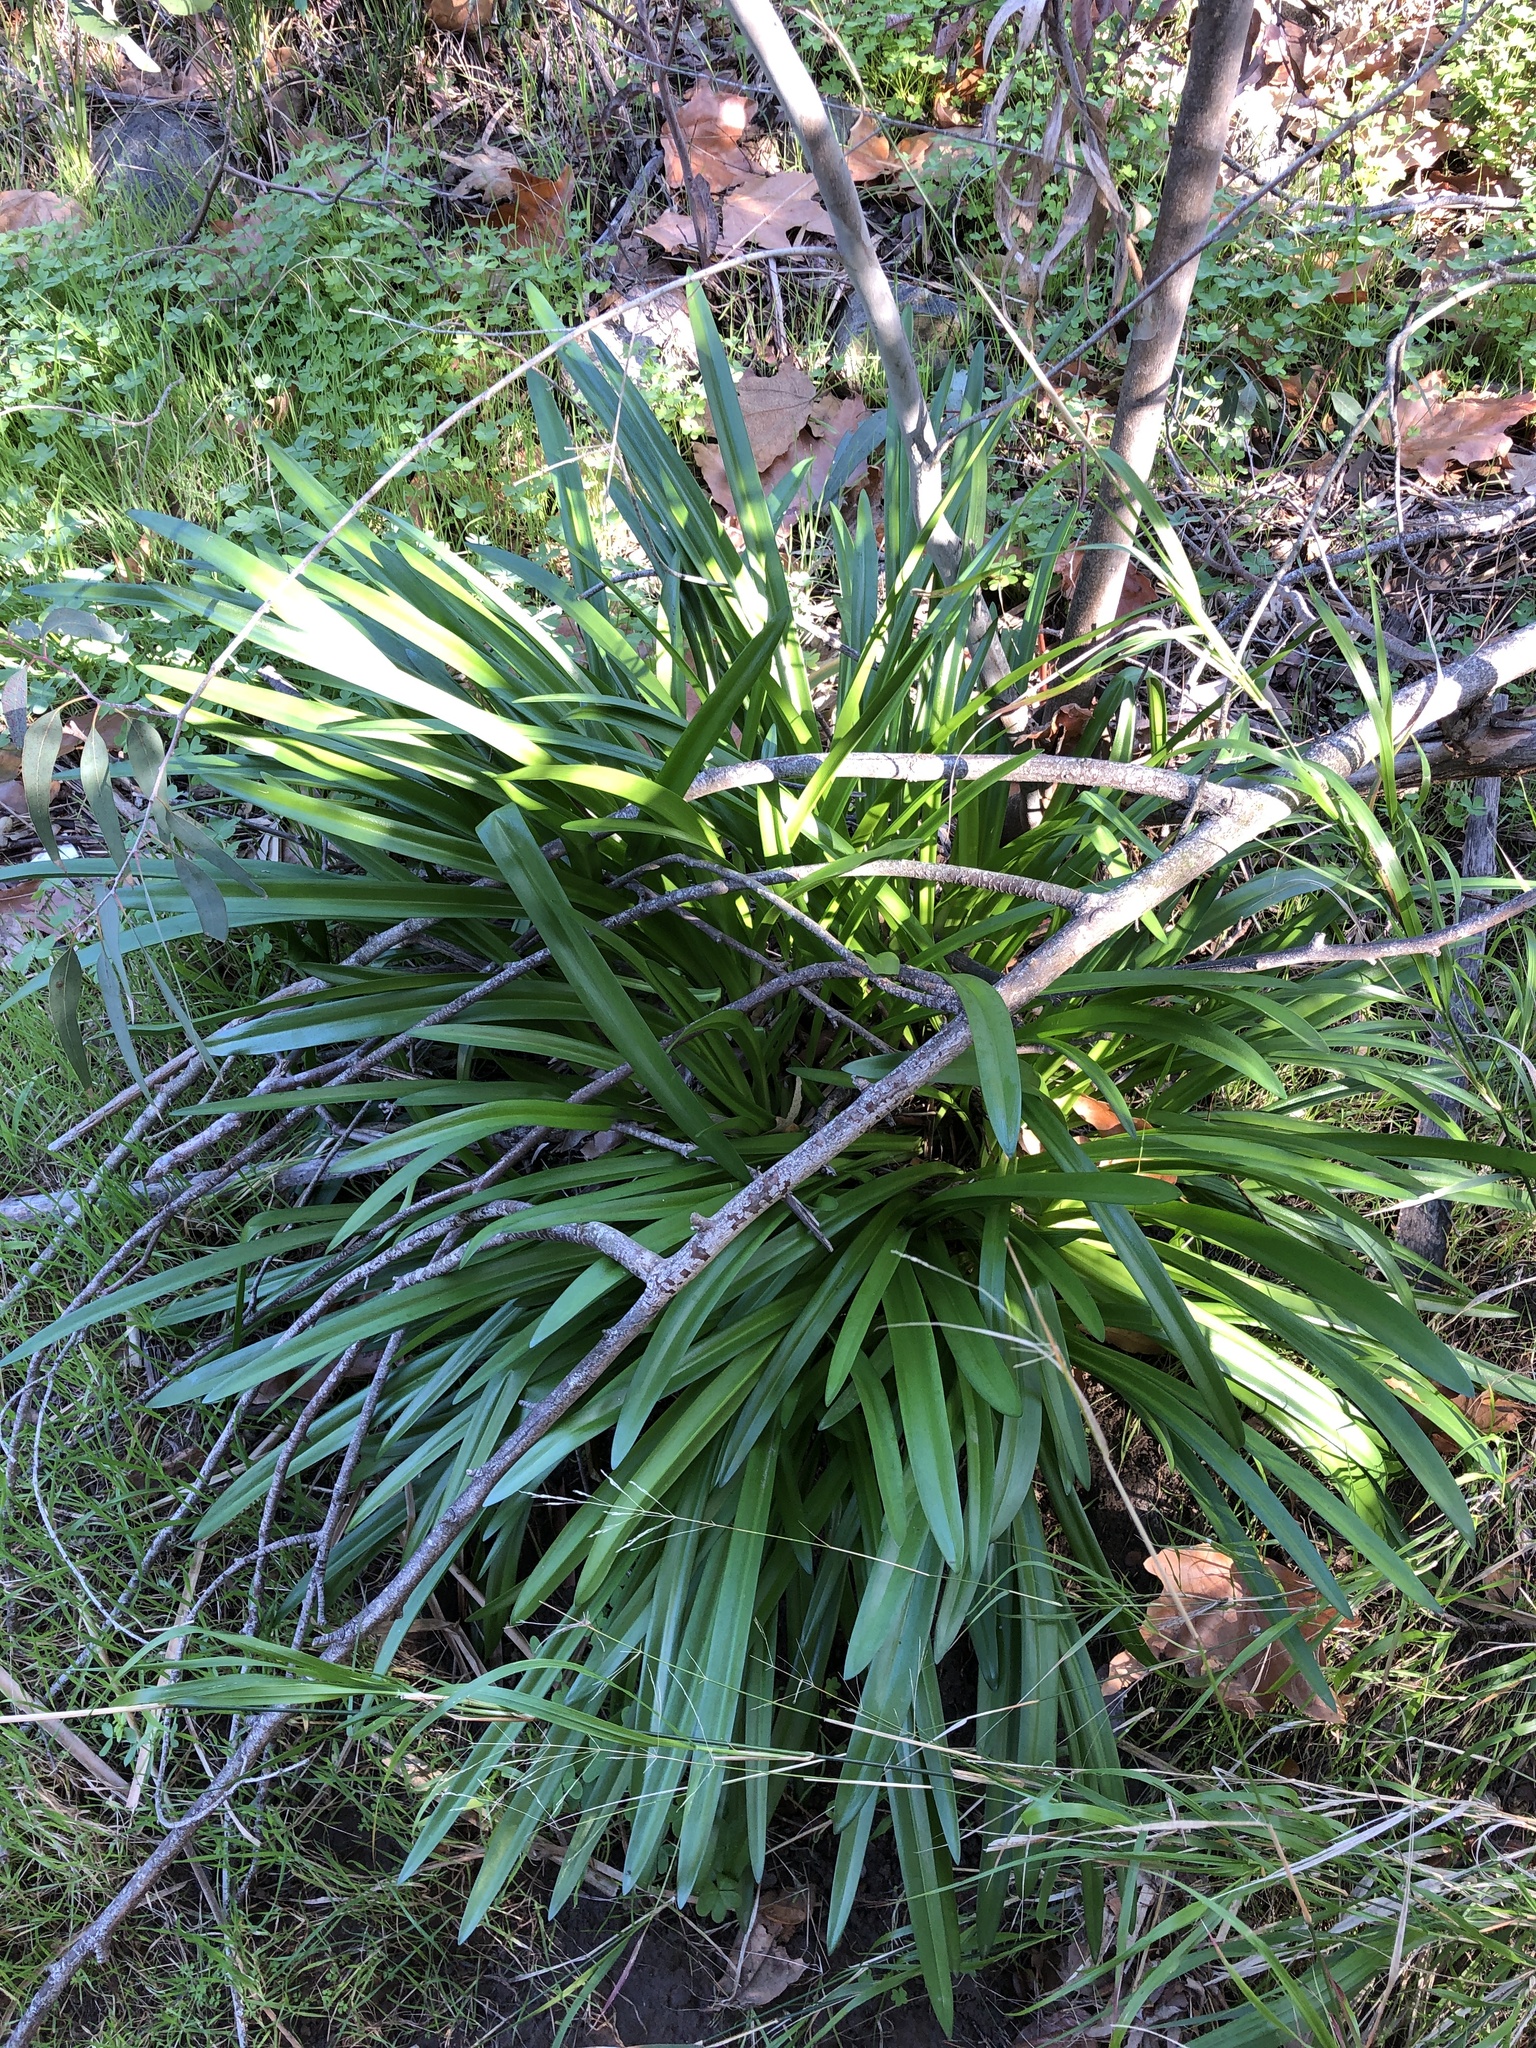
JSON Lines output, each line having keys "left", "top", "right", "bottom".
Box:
{"left": 1065, "top": 0, "right": 1253, "bottom": 645}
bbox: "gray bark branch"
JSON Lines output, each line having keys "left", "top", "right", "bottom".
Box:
{"left": 1064, "top": 0, "right": 1253, "bottom": 646}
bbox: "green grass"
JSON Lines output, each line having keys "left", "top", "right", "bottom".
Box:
{"left": 0, "top": 137, "right": 584, "bottom": 583}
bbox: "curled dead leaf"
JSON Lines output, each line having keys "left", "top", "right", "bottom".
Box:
{"left": 443, "top": 146, "right": 525, "bottom": 202}
{"left": 1141, "top": 1546, "right": 1353, "bottom": 1722}
{"left": 485, "top": 167, "right": 575, "bottom": 251}
{"left": 428, "top": 0, "right": 494, "bottom": 31}
{"left": 660, "top": 82, "right": 756, "bottom": 193}
{"left": 1451, "top": 1387, "right": 1530, "bottom": 1434}
{"left": 845, "top": 113, "right": 933, "bottom": 182}
{"left": 1397, "top": 388, "right": 1536, "bottom": 480}
{"left": 719, "top": 1890, "right": 811, "bottom": 2008}
{"left": 0, "top": 190, "right": 87, "bottom": 237}
{"left": 1328, "top": 255, "right": 1380, "bottom": 305}
{"left": 1101, "top": 1649, "right": 1149, "bottom": 1701}
{"left": 1277, "top": 366, "right": 1324, "bottom": 411}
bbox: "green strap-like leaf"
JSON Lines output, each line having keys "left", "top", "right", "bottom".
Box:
{"left": 22, "top": 710, "right": 63, "bottom": 864}
{"left": 478, "top": 802, "right": 751, "bottom": 1181}
{"left": 47, "top": 945, "right": 90, "bottom": 1084}
{"left": 657, "top": 606, "right": 790, "bottom": 793}
{"left": 952, "top": 973, "right": 1022, "bottom": 1155}
{"left": 887, "top": 1262, "right": 965, "bottom": 1569}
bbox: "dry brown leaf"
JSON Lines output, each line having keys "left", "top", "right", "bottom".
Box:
{"left": 61, "top": 711, "right": 130, "bottom": 756}
{"left": 1398, "top": 389, "right": 1536, "bottom": 479}
{"left": 1365, "top": 120, "right": 1455, "bottom": 194}
{"left": 719, "top": 1890, "right": 811, "bottom": 2008}
{"left": 661, "top": 82, "right": 756, "bottom": 193}
{"left": 844, "top": 113, "right": 931, "bottom": 181}
{"left": 1101, "top": 1649, "right": 1150, "bottom": 1702}
{"left": 695, "top": 390, "right": 872, "bottom": 525}
{"left": 845, "top": 113, "right": 892, "bottom": 182}
{"left": 1055, "top": 547, "right": 1159, "bottom": 616}
{"left": 1509, "top": 451, "right": 1536, "bottom": 499}
{"left": 1432, "top": 167, "right": 1521, "bottom": 199}
{"left": 1073, "top": 1095, "right": 1123, "bottom": 1132}
{"left": 640, "top": 210, "right": 707, "bottom": 254}
{"left": 443, "top": 146, "right": 525, "bottom": 202}
{"left": 1141, "top": 1546, "right": 1352, "bottom": 1722}
{"left": 1452, "top": 1388, "right": 1530, "bottom": 1434}
{"left": 767, "top": 393, "right": 873, "bottom": 522}
{"left": 0, "top": 876, "right": 63, "bottom": 965}
{"left": 933, "top": 69, "right": 987, "bottom": 127}
{"left": 485, "top": 167, "right": 575, "bottom": 251}
{"left": 1328, "top": 255, "right": 1380, "bottom": 305}
{"left": 0, "top": 190, "right": 87, "bottom": 236}
{"left": 719, "top": 171, "right": 834, "bottom": 252}
{"left": 717, "top": 364, "right": 817, "bottom": 472}
{"left": 428, "top": 0, "right": 493, "bottom": 31}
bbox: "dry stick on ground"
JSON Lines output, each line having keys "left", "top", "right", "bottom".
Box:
{"left": 10, "top": 621, "right": 1536, "bottom": 2048}
{"left": 1396, "top": 697, "right": 1508, "bottom": 1273}
{"left": 1062, "top": 0, "right": 1253, "bottom": 652}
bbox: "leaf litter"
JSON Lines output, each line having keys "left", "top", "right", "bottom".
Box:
{"left": 717, "top": 1889, "right": 811, "bottom": 2007}
{"left": 658, "top": 81, "right": 757, "bottom": 192}
{"left": 1129, "top": 1545, "right": 1356, "bottom": 1722}
{"left": 1397, "top": 383, "right": 1536, "bottom": 480}
{"left": 693, "top": 367, "right": 874, "bottom": 525}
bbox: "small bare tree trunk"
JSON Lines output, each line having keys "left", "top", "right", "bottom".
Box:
{"left": 1065, "top": 0, "right": 1252, "bottom": 645}
{"left": 722, "top": 0, "right": 961, "bottom": 573}
{"left": 1397, "top": 704, "right": 1506, "bottom": 1273}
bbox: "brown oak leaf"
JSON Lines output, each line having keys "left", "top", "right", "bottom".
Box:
{"left": 0, "top": 190, "right": 87, "bottom": 236}
{"left": 1397, "top": 389, "right": 1536, "bottom": 479}
{"left": 1140, "top": 1545, "right": 1353, "bottom": 1722}
{"left": 719, "top": 171, "right": 834, "bottom": 252}
{"left": 486, "top": 167, "right": 575, "bottom": 250}
{"left": 715, "top": 364, "right": 817, "bottom": 471}
{"left": 695, "top": 390, "right": 872, "bottom": 525}
{"left": 640, "top": 211, "right": 707, "bottom": 254}
{"left": 661, "top": 82, "right": 756, "bottom": 193}
{"left": 845, "top": 113, "right": 932, "bottom": 181}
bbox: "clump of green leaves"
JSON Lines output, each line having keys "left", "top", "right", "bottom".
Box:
{"left": 9, "top": 286, "right": 1530, "bottom": 2034}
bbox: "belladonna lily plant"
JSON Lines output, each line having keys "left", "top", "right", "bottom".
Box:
{"left": 6, "top": 283, "right": 1536, "bottom": 2042}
